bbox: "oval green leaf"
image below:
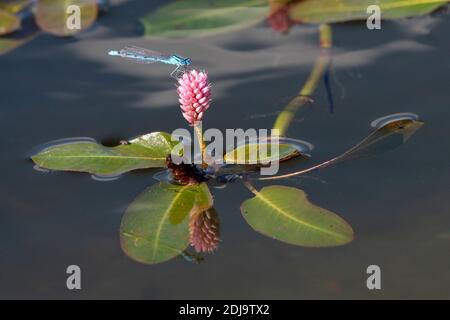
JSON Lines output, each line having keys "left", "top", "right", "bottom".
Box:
{"left": 290, "top": 0, "right": 448, "bottom": 24}
{"left": 141, "top": 0, "right": 268, "bottom": 38}
{"left": 35, "top": 0, "right": 98, "bottom": 36}
{"left": 241, "top": 185, "right": 353, "bottom": 247}
{"left": 31, "top": 132, "right": 180, "bottom": 175}
{"left": 120, "top": 182, "right": 213, "bottom": 264}
{"left": 0, "top": 9, "right": 20, "bottom": 36}
{"left": 224, "top": 143, "right": 301, "bottom": 165}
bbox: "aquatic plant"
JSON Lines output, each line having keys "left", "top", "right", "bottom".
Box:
{"left": 30, "top": 25, "right": 424, "bottom": 264}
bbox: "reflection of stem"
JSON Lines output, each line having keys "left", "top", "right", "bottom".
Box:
{"left": 194, "top": 123, "right": 207, "bottom": 168}
{"left": 272, "top": 24, "right": 332, "bottom": 136}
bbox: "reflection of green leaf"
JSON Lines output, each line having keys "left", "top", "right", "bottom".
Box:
{"left": 31, "top": 132, "right": 180, "bottom": 175}
{"left": 224, "top": 143, "right": 301, "bottom": 165}
{"left": 0, "top": 9, "right": 20, "bottom": 36}
{"left": 141, "top": 0, "right": 268, "bottom": 38}
{"left": 290, "top": 0, "right": 448, "bottom": 24}
{"left": 241, "top": 185, "right": 353, "bottom": 247}
{"left": 120, "top": 182, "right": 213, "bottom": 264}
{"left": 35, "top": 0, "right": 98, "bottom": 36}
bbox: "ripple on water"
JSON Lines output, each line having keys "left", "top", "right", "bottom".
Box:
{"left": 370, "top": 112, "right": 420, "bottom": 129}
{"left": 90, "top": 173, "right": 122, "bottom": 182}
{"left": 28, "top": 137, "right": 99, "bottom": 158}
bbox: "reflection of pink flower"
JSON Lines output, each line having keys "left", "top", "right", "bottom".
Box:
{"left": 177, "top": 69, "right": 211, "bottom": 126}
{"left": 267, "top": 5, "right": 294, "bottom": 34}
{"left": 189, "top": 209, "right": 220, "bottom": 253}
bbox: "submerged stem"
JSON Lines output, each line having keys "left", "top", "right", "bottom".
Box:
{"left": 272, "top": 24, "right": 332, "bottom": 136}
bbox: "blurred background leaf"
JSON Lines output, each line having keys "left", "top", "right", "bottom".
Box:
{"left": 35, "top": 0, "right": 98, "bottom": 36}
{"left": 289, "top": 0, "right": 449, "bottom": 24}
{"left": 141, "top": 0, "right": 268, "bottom": 38}
{"left": 0, "top": 9, "right": 21, "bottom": 36}
{"left": 0, "top": 0, "right": 30, "bottom": 14}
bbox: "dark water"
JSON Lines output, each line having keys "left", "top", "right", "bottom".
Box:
{"left": 1, "top": 1, "right": 450, "bottom": 299}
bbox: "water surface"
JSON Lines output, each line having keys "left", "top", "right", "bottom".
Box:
{"left": 1, "top": 0, "right": 449, "bottom": 299}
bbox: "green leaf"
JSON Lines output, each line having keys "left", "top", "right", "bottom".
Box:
{"left": 35, "top": 0, "right": 98, "bottom": 36}
{"left": 310, "top": 115, "right": 424, "bottom": 170}
{"left": 241, "top": 185, "right": 353, "bottom": 247}
{"left": 224, "top": 143, "right": 301, "bottom": 165}
{"left": 141, "top": 0, "right": 268, "bottom": 38}
{"left": 31, "top": 132, "right": 180, "bottom": 175}
{"left": 335, "top": 116, "right": 424, "bottom": 162}
{"left": 289, "top": 0, "right": 448, "bottom": 24}
{"left": 120, "top": 182, "right": 213, "bottom": 264}
{"left": 0, "top": 9, "right": 20, "bottom": 36}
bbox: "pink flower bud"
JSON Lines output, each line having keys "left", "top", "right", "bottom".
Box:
{"left": 267, "top": 4, "right": 294, "bottom": 34}
{"left": 177, "top": 69, "right": 211, "bottom": 126}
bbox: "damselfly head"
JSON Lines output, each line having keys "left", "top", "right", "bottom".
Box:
{"left": 172, "top": 56, "right": 191, "bottom": 65}
{"left": 108, "top": 50, "right": 119, "bottom": 56}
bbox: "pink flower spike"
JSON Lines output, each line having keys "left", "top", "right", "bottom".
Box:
{"left": 177, "top": 69, "right": 211, "bottom": 126}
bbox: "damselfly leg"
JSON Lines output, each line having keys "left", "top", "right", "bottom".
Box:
{"left": 170, "top": 65, "right": 191, "bottom": 79}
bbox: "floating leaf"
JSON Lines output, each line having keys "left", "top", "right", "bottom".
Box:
{"left": 0, "top": 9, "right": 20, "bottom": 36}
{"left": 340, "top": 115, "right": 424, "bottom": 161}
{"left": 141, "top": 0, "right": 268, "bottom": 38}
{"left": 120, "top": 182, "right": 213, "bottom": 264}
{"left": 259, "top": 114, "right": 424, "bottom": 181}
{"left": 289, "top": 0, "right": 448, "bottom": 24}
{"left": 241, "top": 185, "right": 353, "bottom": 247}
{"left": 311, "top": 115, "right": 424, "bottom": 169}
{"left": 31, "top": 132, "right": 180, "bottom": 175}
{"left": 224, "top": 143, "right": 301, "bottom": 165}
{"left": 35, "top": 0, "right": 98, "bottom": 36}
